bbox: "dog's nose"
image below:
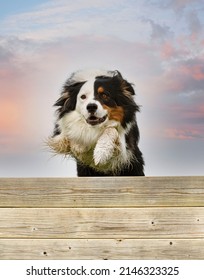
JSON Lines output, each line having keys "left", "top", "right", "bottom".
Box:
{"left": 87, "top": 103, "right": 98, "bottom": 113}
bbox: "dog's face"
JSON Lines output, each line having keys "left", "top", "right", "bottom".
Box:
{"left": 76, "top": 79, "right": 108, "bottom": 126}
{"left": 55, "top": 71, "right": 139, "bottom": 128}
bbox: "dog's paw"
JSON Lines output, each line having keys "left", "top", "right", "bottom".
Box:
{"left": 94, "top": 127, "right": 119, "bottom": 165}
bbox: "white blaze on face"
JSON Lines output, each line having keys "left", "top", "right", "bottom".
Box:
{"left": 76, "top": 79, "right": 107, "bottom": 120}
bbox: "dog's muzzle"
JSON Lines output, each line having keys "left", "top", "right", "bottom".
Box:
{"left": 86, "top": 103, "right": 107, "bottom": 126}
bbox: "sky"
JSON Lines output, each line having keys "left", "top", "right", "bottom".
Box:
{"left": 0, "top": 0, "right": 204, "bottom": 177}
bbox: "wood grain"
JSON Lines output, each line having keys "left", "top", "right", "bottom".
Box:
{"left": 0, "top": 177, "right": 204, "bottom": 259}
{"left": 0, "top": 239, "right": 204, "bottom": 260}
{"left": 0, "top": 207, "right": 204, "bottom": 239}
{"left": 0, "top": 177, "right": 204, "bottom": 207}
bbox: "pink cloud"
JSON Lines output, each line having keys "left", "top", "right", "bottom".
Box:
{"left": 164, "top": 0, "right": 200, "bottom": 12}
{"left": 162, "top": 100, "right": 204, "bottom": 141}
{"left": 192, "top": 65, "right": 204, "bottom": 80}
{"left": 164, "top": 128, "right": 203, "bottom": 140}
{"left": 168, "top": 101, "right": 204, "bottom": 120}
{"left": 179, "top": 63, "right": 204, "bottom": 81}
{"left": 149, "top": 56, "right": 204, "bottom": 98}
{"left": 188, "top": 105, "right": 203, "bottom": 119}
{"left": 160, "top": 42, "right": 176, "bottom": 59}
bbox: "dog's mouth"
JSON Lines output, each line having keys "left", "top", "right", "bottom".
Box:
{"left": 86, "top": 114, "right": 107, "bottom": 126}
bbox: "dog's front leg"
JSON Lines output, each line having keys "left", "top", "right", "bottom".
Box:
{"left": 47, "top": 135, "right": 71, "bottom": 155}
{"left": 94, "top": 127, "right": 119, "bottom": 165}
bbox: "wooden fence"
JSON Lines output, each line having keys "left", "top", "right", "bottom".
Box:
{"left": 0, "top": 176, "right": 204, "bottom": 259}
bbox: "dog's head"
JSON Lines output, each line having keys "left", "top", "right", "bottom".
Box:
{"left": 54, "top": 70, "right": 140, "bottom": 128}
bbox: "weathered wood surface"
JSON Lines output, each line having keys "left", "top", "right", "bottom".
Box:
{"left": 0, "top": 177, "right": 204, "bottom": 260}
{"left": 0, "top": 207, "right": 203, "bottom": 239}
{"left": 0, "top": 177, "right": 204, "bottom": 207}
{"left": 0, "top": 239, "right": 204, "bottom": 260}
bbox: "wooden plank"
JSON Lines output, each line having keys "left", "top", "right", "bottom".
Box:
{"left": 0, "top": 177, "right": 204, "bottom": 207}
{"left": 0, "top": 239, "right": 204, "bottom": 259}
{"left": 0, "top": 208, "right": 204, "bottom": 239}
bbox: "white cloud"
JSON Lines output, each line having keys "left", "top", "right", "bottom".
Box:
{"left": 0, "top": 0, "right": 151, "bottom": 42}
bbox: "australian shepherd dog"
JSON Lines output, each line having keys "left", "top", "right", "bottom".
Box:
{"left": 48, "top": 69, "right": 144, "bottom": 176}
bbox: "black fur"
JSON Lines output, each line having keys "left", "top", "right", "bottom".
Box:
{"left": 55, "top": 81, "right": 86, "bottom": 118}
{"left": 94, "top": 74, "right": 140, "bottom": 128}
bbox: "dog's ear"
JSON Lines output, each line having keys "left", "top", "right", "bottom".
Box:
{"left": 54, "top": 92, "right": 68, "bottom": 107}
{"left": 122, "top": 80, "right": 135, "bottom": 96}
{"left": 113, "top": 70, "right": 123, "bottom": 79}
{"left": 113, "top": 70, "right": 135, "bottom": 96}
{"left": 54, "top": 81, "right": 86, "bottom": 107}
{"left": 54, "top": 81, "right": 86, "bottom": 117}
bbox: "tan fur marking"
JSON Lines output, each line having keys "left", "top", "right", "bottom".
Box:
{"left": 97, "top": 86, "right": 104, "bottom": 93}
{"left": 103, "top": 105, "right": 124, "bottom": 123}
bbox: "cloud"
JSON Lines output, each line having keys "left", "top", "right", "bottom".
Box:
{"left": 157, "top": 76, "right": 204, "bottom": 141}
{"left": 187, "top": 10, "right": 202, "bottom": 34}
{"left": 164, "top": 128, "right": 204, "bottom": 139}
{"left": 147, "top": 20, "right": 174, "bottom": 42}
{"left": 0, "top": 0, "right": 150, "bottom": 42}
{"left": 168, "top": 98, "right": 204, "bottom": 120}
{"left": 157, "top": 0, "right": 202, "bottom": 12}
{"left": 160, "top": 41, "right": 177, "bottom": 59}
{"left": 160, "top": 57, "right": 204, "bottom": 96}
{"left": 183, "top": 63, "right": 204, "bottom": 81}
{"left": 136, "top": 33, "right": 204, "bottom": 141}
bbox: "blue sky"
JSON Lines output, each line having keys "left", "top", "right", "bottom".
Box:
{"left": 0, "top": 0, "right": 45, "bottom": 18}
{"left": 0, "top": 0, "right": 204, "bottom": 176}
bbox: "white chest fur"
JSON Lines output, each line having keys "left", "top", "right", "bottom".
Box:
{"left": 56, "top": 111, "right": 133, "bottom": 173}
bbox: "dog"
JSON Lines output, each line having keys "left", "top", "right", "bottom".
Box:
{"left": 48, "top": 69, "right": 144, "bottom": 176}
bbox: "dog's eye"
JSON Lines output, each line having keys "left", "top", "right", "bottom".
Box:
{"left": 80, "top": 94, "right": 86, "bottom": 100}
{"left": 102, "top": 93, "right": 109, "bottom": 100}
